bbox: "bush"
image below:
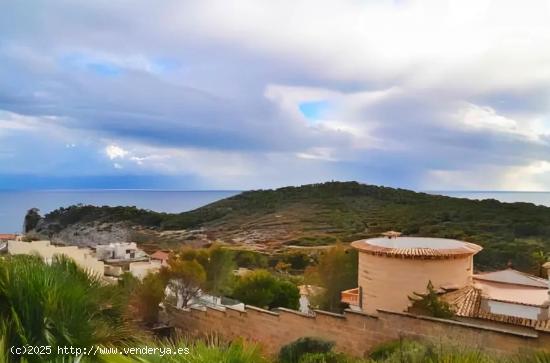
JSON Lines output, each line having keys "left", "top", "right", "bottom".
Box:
{"left": 299, "top": 352, "right": 363, "bottom": 363}
{"left": 368, "top": 339, "right": 497, "bottom": 363}
{"left": 235, "top": 250, "right": 269, "bottom": 268}
{"left": 279, "top": 337, "right": 335, "bottom": 363}
{"left": 368, "top": 339, "right": 426, "bottom": 361}
{"left": 232, "top": 270, "right": 300, "bottom": 309}
{"left": 408, "top": 281, "right": 454, "bottom": 319}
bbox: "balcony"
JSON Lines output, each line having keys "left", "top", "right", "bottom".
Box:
{"left": 341, "top": 287, "right": 360, "bottom": 306}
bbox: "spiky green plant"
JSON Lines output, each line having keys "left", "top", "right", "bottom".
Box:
{"left": 0, "top": 254, "right": 135, "bottom": 362}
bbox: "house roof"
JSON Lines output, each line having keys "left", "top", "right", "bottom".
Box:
{"left": 351, "top": 237, "right": 482, "bottom": 259}
{"left": 150, "top": 250, "right": 170, "bottom": 261}
{"left": 0, "top": 234, "right": 17, "bottom": 240}
{"left": 474, "top": 269, "right": 548, "bottom": 288}
{"left": 442, "top": 286, "right": 550, "bottom": 331}
{"left": 474, "top": 280, "right": 549, "bottom": 306}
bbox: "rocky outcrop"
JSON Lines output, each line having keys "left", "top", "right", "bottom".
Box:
{"left": 30, "top": 220, "right": 132, "bottom": 247}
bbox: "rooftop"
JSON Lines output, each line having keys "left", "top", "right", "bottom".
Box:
{"left": 474, "top": 280, "right": 549, "bottom": 306}
{"left": 474, "top": 269, "right": 548, "bottom": 288}
{"left": 442, "top": 286, "right": 550, "bottom": 331}
{"left": 472, "top": 269, "right": 549, "bottom": 307}
{"left": 150, "top": 250, "right": 170, "bottom": 261}
{"left": 351, "top": 236, "right": 482, "bottom": 259}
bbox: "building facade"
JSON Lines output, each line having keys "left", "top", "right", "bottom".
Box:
{"left": 343, "top": 235, "right": 482, "bottom": 314}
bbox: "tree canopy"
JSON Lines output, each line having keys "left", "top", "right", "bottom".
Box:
{"left": 232, "top": 270, "right": 300, "bottom": 310}
{"left": 305, "top": 245, "right": 357, "bottom": 312}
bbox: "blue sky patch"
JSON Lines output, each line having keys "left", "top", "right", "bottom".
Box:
{"left": 299, "top": 100, "right": 330, "bottom": 120}
{"left": 86, "top": 62, "right": 122, "bottom": 76}
{"left": 58, "top": 53, "right": 122, "bottom": 76}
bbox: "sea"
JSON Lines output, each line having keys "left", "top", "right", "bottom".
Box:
{"left": 2, "top": 190, "right": 550, "bottom": 233}
{"left": 0, "top": 190, "right": 239, "bottom": 233}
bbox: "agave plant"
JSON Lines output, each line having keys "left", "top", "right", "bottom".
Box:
{"left": 0, "top": 254, "right": 136, "bottom": 362}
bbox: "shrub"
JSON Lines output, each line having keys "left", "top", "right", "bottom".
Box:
{"left": 299, "top": 352, "right": 364, "bottom": 363}
{"left": 232, "top": 270, "right": 300, "bottom": 309}
{"left": 408, "top": 281, "right": 454, "bottom": 319}
{"left": 279, "top": 337, "right": 335, "bottom": 363}
{"left": 368, "top": 339, "right": 426, "bottom": 361}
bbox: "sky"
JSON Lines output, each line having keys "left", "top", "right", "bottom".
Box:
{"left": 1, "top": 0, "right": 550, "bottom": 191}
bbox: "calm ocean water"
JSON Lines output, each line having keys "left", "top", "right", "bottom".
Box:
{"left": 2, "top": 190, "right": 550, "bottom": 233}
{"left": 0, "top": 190, "right": 239, "bottom": 233}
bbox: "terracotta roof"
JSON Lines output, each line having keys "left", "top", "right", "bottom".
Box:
{"left": 351, "top": 237, "right": 482, "bottom": 259}
{"left": 442, "top": 286, "right": 550, "bottom": 331}
{"left": 150, "top": 250, "right": 170, "bottom": 261}
{"left": 0, "top": 234, "right": 17, "bottom": 240}
{"left": 474, "top": 269, "right": 548, "bottom": 288}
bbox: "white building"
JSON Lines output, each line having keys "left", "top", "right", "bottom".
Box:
{"left": 95, "top": 242, "right": 147, "bottom": 261}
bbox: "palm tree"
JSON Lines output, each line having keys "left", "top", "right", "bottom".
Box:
{"left": 0, "top": 254, "right": 135, "bottom": 362}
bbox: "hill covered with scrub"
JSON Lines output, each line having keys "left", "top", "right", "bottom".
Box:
{"left": 26, "top": 181, "right": 550, "bottom": 271}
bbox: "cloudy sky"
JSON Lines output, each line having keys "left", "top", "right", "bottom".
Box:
{"left": 1, "top": 0, "right": 550, "bottom": 190}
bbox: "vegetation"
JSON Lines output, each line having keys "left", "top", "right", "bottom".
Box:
{"left": 201, "top": 245, "right": 236, "bottom": 295}
{"left": 408, "top": 281, "right": 455, "bottom": 319}
{"left": 110, "top": 338, "right": 269, "bottom": 363}
{"left": 235, "top": 250, "right": 269, "bottom": 269}
{"left": 0, "top": 337, "right": 268, "bottom": 363}
{"left": 159, "top": 245, "right": 237, "bottom": 307}
{"left": 232, "top": 269, "right": 300, "bottom": 310}
{"left": 366, "top": 339, "right": 550, "bottom": 363}
{"left": 160, "top": 255, "right": 206, "bottom": 308}
{"left": 279, "top": 337, "right": 335, "bottom": 363}
{"left": 278, "top": 338, "right": 550, "bottom": 363}
{"left": 305, "top": 245, "right": 357, "bottom": 312}
{"left": 531, "top": 249, "right": 550, "bottom": 277}
{"left": 0, "top": 255, "right": 549, "bottom": 362}
{"left": 133, "top": 273, "right": 167, "bottom": 325}
{"left": 27, "top": 182, "right": 550, "bottom": 271}
{"left": 23, "top": 207, "right": 41, "bottom": 233}
{"left": 0, "top": 255, "right": 135, "bottom": 362}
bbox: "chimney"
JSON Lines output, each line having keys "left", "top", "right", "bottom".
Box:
{"left": 381, "top": 231, "right": 402, "bottom": 239}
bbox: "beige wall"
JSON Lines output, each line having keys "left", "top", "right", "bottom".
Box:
{"left": 7, "top": 240, "right": 104, "bottom": 276}
{"left": 358, "top": 253, "right": 472, "bottom": 314}
{"left": 164, "top": 305, "right": 550, "bottom": 358}
{"left": 129, "top": 260, "right": 161, "bottom": 280}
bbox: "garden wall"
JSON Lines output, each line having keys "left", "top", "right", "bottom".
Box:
{"left": 164, "top": 305, "right": 550, "bottom": 358}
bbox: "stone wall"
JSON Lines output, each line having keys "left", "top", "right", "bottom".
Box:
{"left": 164, "top": 305, "right": 550, "bottom": 358}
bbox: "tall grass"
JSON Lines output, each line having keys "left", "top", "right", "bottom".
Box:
{"left": 366, "top": 339, "right": 550, "bottom": 363}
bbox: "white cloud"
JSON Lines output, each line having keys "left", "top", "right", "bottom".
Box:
{"left": 2, "top": 0, "right": 550, "bottom": 190}
{"left": 181, "top": 0, "right": 550, "bottom": 92}
{"left": 105, "top": 145, "right": 129, "bottom": 160}
{"left": 426, "top": 160, "right": 550, "bottom": 191}
{"left": 296, "top": 148, "right": 338, "bottom": 162}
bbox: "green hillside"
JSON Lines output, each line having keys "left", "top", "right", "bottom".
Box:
{"left": 28, "top": 182, "right": 550, "bottom": 271}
